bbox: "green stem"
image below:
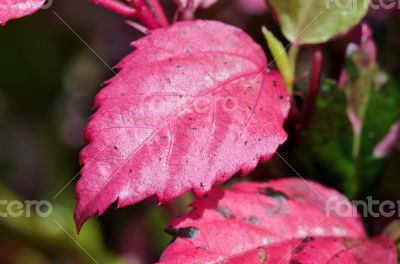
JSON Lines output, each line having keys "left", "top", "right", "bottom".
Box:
{"left": 288, "top": 45, "right": 300, "bottom": 93}
{"left": 397, "top": 244, "right": 400, "bottom": 263}
{"left": 349, "top": 72, "right": 373, "bottom": 199}
{"left": 350, "top": 132, "right": 361, "bottom": 198}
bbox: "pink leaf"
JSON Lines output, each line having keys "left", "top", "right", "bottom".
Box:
{"left": 0, "top": 0, "right": 45, "bottom": 26}
{"left": 160, "top": 178, "right": 397, "bottom": 263}
{"left": 226, "top": 236, "right": 397, "bottom": 264}
{"left": 174, "top": 0, "right": 218, "bottom": 20}
{"left": 75, "top": 20, "right": 290, "bottom": 231}
{"left": 236, "top": 0, "right": 268, "bottom": 15}
{"left": 374, "top": 120, "right": 400, "bottom": 158}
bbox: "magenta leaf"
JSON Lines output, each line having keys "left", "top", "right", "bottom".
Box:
{"left": 236, "top": 0, "right": 268, "bottom": 15}
{"left": 90, "top": 0, "right": 168, "bottom": 29}
{"left": 224, "top": 237, "right": 396, "bottom": 263}
{"left": 160, "top": 178, "right": 397, "bottom": 263}
{"left": 374, "top": 120, "right": 400, "bottom": 158}
{"left": 75, "top": 20, "right": 290, "bottom": 231}
{"left": 174, "top": 0, "right": 218, "bottom": 20}
{"left": 0, "top": 0, "right": 45, "bottom": 25}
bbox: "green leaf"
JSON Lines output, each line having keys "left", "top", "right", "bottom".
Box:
{"left": 294, "top": 76, "right": 400, "bottom": 198}
{"left": 267, "top": 0, "right": 368, "bottom": 44}
{"left": 293, "top": 80, "right": 354, "bottom": 194}
{"left": 397, "top": 243, "right": 400, "bottom": 263}
{"left": 261, "top": 26, "right": 294, "bottom": 91}
{"left": 294, "top": 25, "right": 400, "bottom": 198}
{"left": 358, "top": 79, "right": 400, "bottom": 191}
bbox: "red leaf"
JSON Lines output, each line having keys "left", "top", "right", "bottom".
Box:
{"left": 0, "top": 0, "right": 45, "bottom": 25}
{"left": 159, "top": 179, "right": 396, "bottom": 263}
{"left": 75, "top": 20, "right": 290, "bottom": 231}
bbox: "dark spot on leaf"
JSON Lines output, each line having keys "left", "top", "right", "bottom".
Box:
{"left": 129, "top": 169, "right": 133, "bottom": 173}
{"left": 159, "top": 158, "right": 162, "bottom": 161}
{"left": 188, "top": 117, "right": 193, "bottom": 121}
{"left": 192, "top": 127, "right": 198, "bottom": 131}
{"left": 290, "top": 260, "right": 302, "bottom": 264}
{"left": 294, "top": 244, "right": 305, "bottom": 254}
{"left": 343, "top": 238, "right": 358, "bottom": 248}
{"left": 200, "top": 182, "right": 204, "bottom": 188}
{"left": 301, "top": 236, "right": 315, "bottom": 243}
{"left": 163, "top": 135, "right": 168, "bottom": 139}
{"left": 176, "top": 65, "right": 184, "bottom": 70}
{"left": 258, "top": 248, "right": 267, "bottom": 263}
{"left": 272, "top": 80, "right": 277, "bottom": 87}
{"left": 264, "top": 204, "right": 280, "bottom": 216}
{"left": 259, "top": 187, "right": 289, "bottom": 200}
{"left": 216, "top": 206, "right": 235, "bottom": 219}
{"left": 279, "top": 95, "right": 285, "bottom": 100}
{"left": 247, "top": 105, "right": 252, "bottom": 110}
{"left": 114, "top": 146, "right": 119, "bottom": 150}
{"left": 244, "top": 141, "right": 248, "bottom": 146}
{"left": 247, "top": 216, "right": 259, "bottom": 224}
{"left": 165, "top": 226, "right": 200, "bottom": 239}
{"left": 168, "top": 58, "right": 173, "bottom": 62}
{"left": 166, "top": 78, "right": 171, "bottom": 84}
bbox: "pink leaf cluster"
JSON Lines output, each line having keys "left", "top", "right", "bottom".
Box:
{"left": 75, "top": 20, "right": 290, "bottom": 231}
{"left": 90, "top": 0, "right": 168, "bottom": 29}
{"left": 0, "top": 0, "right": 45, "bottom": 25}
{"left": 160, "top": 178, "right": 397, "bottom": 263}
{"left": 174, "top": 0, "right": 218, "bottom": 20}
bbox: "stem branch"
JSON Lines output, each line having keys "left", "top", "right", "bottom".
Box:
{"left": 92, "top": 0, "right": 136, "bottom": 17}
{"left": 302, "top": 47, "right": 323, "bottom": 127}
